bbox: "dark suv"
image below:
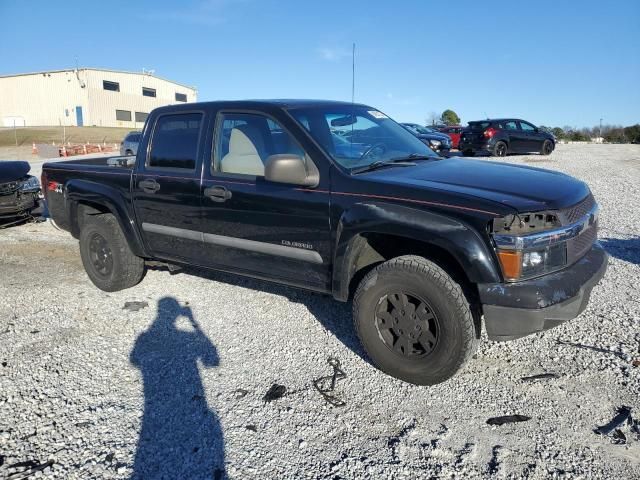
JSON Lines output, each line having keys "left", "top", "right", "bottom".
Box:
{"left": 459, "top": 119, "right": 555, "bottom": 157}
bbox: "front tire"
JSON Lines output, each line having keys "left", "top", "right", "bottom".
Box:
{"left": 540, "top": 140, "right": 554, "bottom": 155}
{"left": 353, "top": 256, "right": 478, "bottom": 385}
{"left": 493, "top": 141, "right": 508, "bottom": 157}
{"left": 79, "top": 214, "right": 145, "bottom": 292}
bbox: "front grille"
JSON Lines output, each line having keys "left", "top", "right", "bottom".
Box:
{"left": 566, "top": 222, "right": 597, "bottom": 263}
{"left": 0, "top": 181, "right": 20, "bottom": 195}
{"left": 559, "top": 194, "right": 595, "bottom": 225}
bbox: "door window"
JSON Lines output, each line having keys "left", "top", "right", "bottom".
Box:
{"left": 214, "top": 113, "right": 305, "bottom": 177}
{"left": 519, "top": 121, "right": 536, "bottom": 132}
{"left": 148, "top": 113, "right": 202, "bottom": 170}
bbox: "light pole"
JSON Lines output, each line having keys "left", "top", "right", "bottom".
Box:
{"left": 599, "top": 118, "right": 603, "bottom": 142}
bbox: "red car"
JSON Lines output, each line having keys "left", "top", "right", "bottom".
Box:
{"left": 437, "top": 125, "right": 463, "bottom": 149}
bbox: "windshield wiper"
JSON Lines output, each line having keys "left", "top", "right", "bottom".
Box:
{"left": 388, "top": 153, "right": 436, "bottom": 162}
{"left": 351, "top": 159, "right": 416, "bottom": 175}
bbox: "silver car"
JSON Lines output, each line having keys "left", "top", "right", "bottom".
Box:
{"left": 120, "top": 131, "right": 142, "bottom": 156}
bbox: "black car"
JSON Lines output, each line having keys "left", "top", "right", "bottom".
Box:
{"left": 459, "top": 119, "right": 555, "bottom": 157}
{"left": 0, "top": 161, "right": 44, "bottom": 226}
{"left": 43, "top": 100, "right": 606, "bottom": 385}
{"left": 401, "top": 123, "right": 452, "bottom": 154}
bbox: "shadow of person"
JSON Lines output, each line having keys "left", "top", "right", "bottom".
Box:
{"left": 130, "top": 297, "right": 225, "bottom": 479}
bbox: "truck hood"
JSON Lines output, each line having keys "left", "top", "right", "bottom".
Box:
{"left": 366, "top": 157, "right": 589, "bottom": 212}
{"left": 0, "top": 161, "right": 31, "bottom": 184}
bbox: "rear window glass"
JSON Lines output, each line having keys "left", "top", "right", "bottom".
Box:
{"left": 148, "top": 113, "right": 202, "bottom": 169}
{"left": 468, "top": 122, "right": 491, "bottom": 130}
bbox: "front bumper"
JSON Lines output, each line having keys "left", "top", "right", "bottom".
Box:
{"left": 478, "top": 243, "right": 608, "bottom": 341}
{"left": 0, "top": 191, "right": 39, "bottom": 219}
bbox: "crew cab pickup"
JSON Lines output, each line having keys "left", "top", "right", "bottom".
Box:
{"left": 43, "top": 100, "right": 607, "bottom": 385}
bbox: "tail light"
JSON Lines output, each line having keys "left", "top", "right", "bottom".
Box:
{"left": 484, "top": 127, "right": 497, "bottom": 138}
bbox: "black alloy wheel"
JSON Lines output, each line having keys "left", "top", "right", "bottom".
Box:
{"left": 494, "top": 141, "right": 507, "bottom": 157}
{"left": 89, "top": 232, "right": 114, "bottom": 277}
{"left": 374, "top": 292, "right": 439, "bottom": 359}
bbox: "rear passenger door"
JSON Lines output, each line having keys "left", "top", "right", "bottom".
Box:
{"left": 502, "top": 120, "right": 525, "bottom": 152}
{"left": 132, "top": 111, "right": 206, "bottom": 263}
{"left": 199, "top": 110, "right": 332, "bottom": 291}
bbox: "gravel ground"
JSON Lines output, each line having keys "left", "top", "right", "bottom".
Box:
{"left": 1, "top": 144, "right": 639, "bottom": 479}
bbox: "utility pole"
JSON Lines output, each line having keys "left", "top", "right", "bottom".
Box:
{"left": 599, "top": 118, "right": 603, "bottom": 142}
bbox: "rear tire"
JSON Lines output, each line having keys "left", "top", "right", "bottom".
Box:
{"left": 79, "top": 214, "right": 145, "bottom": 292}
{"left": 493, "top": 141, "right": 508, "bottom": 157}
{"left": 352, "top": 255, "right": 478, "bottom": 385}
{"left": 540, "top": 140, "right": 554, "bottom": 155}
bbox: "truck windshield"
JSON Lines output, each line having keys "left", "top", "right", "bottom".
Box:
{"left": 289, "top": 105, "right": 438, "bottom": 171}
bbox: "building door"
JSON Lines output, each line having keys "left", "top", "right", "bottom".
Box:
{"left": 75, "top": 106, "right": 83, "bottom": 126}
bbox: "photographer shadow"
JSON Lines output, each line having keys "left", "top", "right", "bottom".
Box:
{"left": 130, "top": 297, "right": 225, "bottom": 479}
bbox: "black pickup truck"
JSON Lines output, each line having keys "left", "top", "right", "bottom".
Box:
{"left": 43, "top": 100, "right": 607, "bottom": 385}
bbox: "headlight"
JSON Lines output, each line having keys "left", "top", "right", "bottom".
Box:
{"left": 491, "top": 210, "right": 568, "bottom": 281}
{"left": 496, "top": 243, "right": 567, "bottom": 281}
{"left": 429, "top": 139, "right": 441, "bottom": 147}
{"left": 19, "top": 176, "right": 40, "bottom": 192}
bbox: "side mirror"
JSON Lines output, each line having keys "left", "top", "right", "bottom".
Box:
{"left": 264, "top": 154, "right": 319, "bottom": 187}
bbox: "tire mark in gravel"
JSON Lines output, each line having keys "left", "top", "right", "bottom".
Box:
{"left": 487, "top": 445, "right": 502, "bottom": 475}
{"left": 454, "top": 441, "right": 475, "bottom": 467}
{"left": 425, "top": 423, "right": 449, "bottom": 450}
{"left": 387, "top": 419, "right": 417, "bottom": 464}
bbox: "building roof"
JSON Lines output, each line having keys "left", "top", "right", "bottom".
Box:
{"left": 0, "top": 67, "right": 196, "bottom": 91}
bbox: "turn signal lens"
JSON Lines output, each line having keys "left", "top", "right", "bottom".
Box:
{"left": 497, "top": 250, "right": 522, "bottom": 281}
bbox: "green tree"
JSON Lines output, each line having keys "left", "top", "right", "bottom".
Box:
{"left": 552, "top": 127, "right": 566, "bottom": 139}
{"left": 440, "top": 109, "right": 461, "bottom": 126}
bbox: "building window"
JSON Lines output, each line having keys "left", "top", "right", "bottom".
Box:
{"left": 142, "top": 87, "right": 156, "bottom": 98}
{"left": 175, "top": 92, "right": 187, "bottom": 102}
{"left": 135, "top": 112, "right": 149, "bottom": 123}
{"left": 103, "top": 80, "right": 120, "bottom": 92}
{"left": 116, "top": 109, "right": 132, "bottom": 121}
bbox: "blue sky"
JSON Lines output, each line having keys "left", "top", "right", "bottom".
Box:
{"left": 1, "top": 0, "right": 638, "bottom": 127}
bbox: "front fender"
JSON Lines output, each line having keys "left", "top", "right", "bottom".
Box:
{"left": 332, "top": 202, "right": 501, "bottom": 301}
{"left": 65, "top": 179, "right": 147, "bottom": 257}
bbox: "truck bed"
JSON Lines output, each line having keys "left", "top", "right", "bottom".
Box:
{"left": 43, "top": 155, "right": 135, "bottom": 232}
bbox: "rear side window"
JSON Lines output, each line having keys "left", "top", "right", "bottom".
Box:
{"left": 503, "top": 121, "right": 518, "bottom": 130}
{"left": 148, "top": 113, "right": 202, "bottom": 170}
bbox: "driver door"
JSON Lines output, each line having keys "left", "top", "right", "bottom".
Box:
{"left": 199, "top": 110, "right": 332, "bottom": 291}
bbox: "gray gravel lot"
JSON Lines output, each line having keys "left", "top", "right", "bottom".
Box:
{"left": 1, "top": 144, "right": 639, "bottom": 479}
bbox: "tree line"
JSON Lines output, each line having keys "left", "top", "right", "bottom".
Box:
{"left": 539, "top": 124, "right": 640, "bottom": 143}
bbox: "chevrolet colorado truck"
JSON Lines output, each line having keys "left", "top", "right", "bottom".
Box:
{"left": 42, "top": 100, "right": 607, "bottom": 385}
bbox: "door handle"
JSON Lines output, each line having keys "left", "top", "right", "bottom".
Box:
{"left": 204, "top": 185, "right": 232, "bottom": 203}
{"left": 139, "top": 179, "right": 161, "bottom": 193}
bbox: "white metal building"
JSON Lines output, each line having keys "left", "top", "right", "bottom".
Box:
{"left": 0, "top": 68, "right": 197, "bottom": 128}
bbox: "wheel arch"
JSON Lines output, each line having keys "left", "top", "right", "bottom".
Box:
{"left": 65, "top": 180, "right": 147, "bottom": 257}
{"left": 332, "top": 202, "right": 502, "bottom": 302}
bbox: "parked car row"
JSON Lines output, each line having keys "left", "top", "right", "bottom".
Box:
{"left": 404, "top": 118, "right": 555, "bottom": 157}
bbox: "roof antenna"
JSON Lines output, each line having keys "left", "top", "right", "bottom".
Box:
{"left": 350, "top": 42, "right": 356, "bottom": 159}
{"left": 351, "top": 42, "right": 356, "bottom": 104}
